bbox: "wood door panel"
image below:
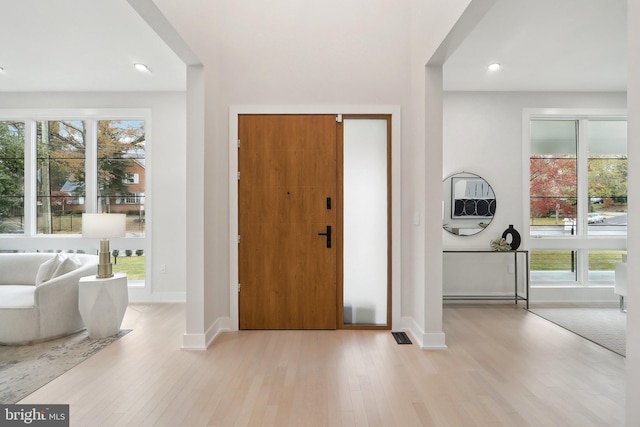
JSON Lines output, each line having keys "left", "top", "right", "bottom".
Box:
{"left": 239, "top": 114, "right": 337, "bottom": 329}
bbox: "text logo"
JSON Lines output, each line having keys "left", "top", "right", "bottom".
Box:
{"left": 0, "top": 405, "right": 69, "bottom": 426}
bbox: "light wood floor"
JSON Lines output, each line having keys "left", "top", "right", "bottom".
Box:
{"left": 20, "top": 303, "right": 625, "bottom": 426}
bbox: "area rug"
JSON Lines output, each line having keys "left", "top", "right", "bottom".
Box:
{"left": 0, "top": 329, "right": 130, "bottom": 404}
{"left": 529, "top": 306, "right": 626, "bottom": 356}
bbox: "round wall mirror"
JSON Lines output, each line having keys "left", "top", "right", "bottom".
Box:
{"left": 442, "top": 172, "right": 496, "bottom": 236}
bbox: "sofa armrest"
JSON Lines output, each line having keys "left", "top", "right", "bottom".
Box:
{"left": 614, "top": 262, "right": 627, "bottom": 297}
{"left": 33, "top": 260, "right": 98, "bottom": 339}
{"left": 33, "top": 263, "right": 97, "bottom": 307}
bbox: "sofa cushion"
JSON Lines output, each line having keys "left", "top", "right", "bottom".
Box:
{"left": 35, "top": 255, "right": 62, "bottom": 285}
{"left": 0, "top": 253, "right": 59, "bottom": 286}
{"left": 51, "top": 255, "right": 81, "bottom": 279}
{"left": 0, "top": 285, "right": 36, "bottom": 308}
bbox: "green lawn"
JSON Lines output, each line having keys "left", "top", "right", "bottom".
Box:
{"left": 531, "top": 250, "right": 626, "bottom": 271}
{"left": 112, "top": 255, "right": 145, "bottom": 280}
{"left": 530, "top": 217, "right": 567, "bottom": 226}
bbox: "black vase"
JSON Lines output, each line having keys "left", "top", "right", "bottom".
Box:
{"left": 501, "top": 224, "right": 521, "bottom": 250}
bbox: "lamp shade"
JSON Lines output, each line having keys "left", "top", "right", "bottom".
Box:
{"left": 82, "top": 213, "right": 126, "bottom": 238}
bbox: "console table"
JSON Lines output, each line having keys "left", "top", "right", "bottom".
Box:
{"left": 443, "top": 250, "right": 529, "bottom": 309}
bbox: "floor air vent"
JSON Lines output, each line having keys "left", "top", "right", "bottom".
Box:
{"left": 391, "top": 331, "right": 412, "bottom": 345}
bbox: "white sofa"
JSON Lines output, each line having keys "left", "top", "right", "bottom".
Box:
{"left": 0, "top": 252, "right": 99, "bottom": 345}
{"left": 615, "top": 262, "right": 627, "bottom": 312}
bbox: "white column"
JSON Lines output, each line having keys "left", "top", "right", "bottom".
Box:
{"left": 626, "top": 0, "right": 640, "bottom": 424}
{"left": 183, "top": 64, "right": 207, "bottom": 349}
{"left": 423, "top": 65, "right": 447, "bottom": 349}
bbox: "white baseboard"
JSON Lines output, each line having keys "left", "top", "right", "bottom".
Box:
{"left": 401, "top": 316, "right": 448, "bottom": 350}
{"left": 181, "top": 333, "right": 207, "bottom": 350}
{"left": 204, "top": 317, "right": 231, "bottom": 348}
{"left": 420, "top": 332, "right": 448, "bottom": 350}
{"left": 181, "top": 316, "right": 231, "bottom": 351}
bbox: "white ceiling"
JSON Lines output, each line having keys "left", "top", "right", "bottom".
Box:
{"left": 443, "top": 0, "right": 627, "bottom": 92}
{"left": 0, "top": 0, "right": 627, "bottom": 93}
{"left": 0, "top": 0, "right": 186, "bottom": 92}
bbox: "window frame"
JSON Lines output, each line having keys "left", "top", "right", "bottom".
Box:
{"left": 523, "top": 108, "right": 627, "bottom": 287}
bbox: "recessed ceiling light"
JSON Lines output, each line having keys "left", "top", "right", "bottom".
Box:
{"left": 488, "top": 63, "right": 501, "bottom": 71}
{"left": 0, "top": 67, "right": 4, "bottom": 72}
{"left": 134, "top": 63, "right": 150, "bottom": 72}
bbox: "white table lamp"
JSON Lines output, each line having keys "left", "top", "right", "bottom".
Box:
{"left": 82, "top": 213, "right": 126, "bottom": 279}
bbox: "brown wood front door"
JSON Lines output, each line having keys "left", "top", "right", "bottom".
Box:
{"left": 238, "top": 114, "right": 338, "bottom": 329}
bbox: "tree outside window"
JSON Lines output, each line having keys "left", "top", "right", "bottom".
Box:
{"left": 0, "top": 121, "right": 25, "bottom": 234}
{"left": 0, "top": 118, "right": 146, "bottom": 236}
{"left": 98, "top": 120, "right": 145, "bottom": 236}
{"left": 528, "top": 117, "right": 627, "bottom": 285}
{"left": 36, "top": 120, "right": 86, "bottom": 234}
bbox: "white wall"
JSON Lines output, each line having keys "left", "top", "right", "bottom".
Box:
{"left": 0, "top": 92, "right": 187, "bottom": 302}
{"left": 443, "top": 91, "right": 626, "bottom": 248}
{"left": 153, "top": 0, "right": 472, "bottom": 347}
{"left": 442, "top": 91, "right": 626, "bottom": 301}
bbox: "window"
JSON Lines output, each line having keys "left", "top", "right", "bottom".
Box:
{"left": 0, "top": 118, "right": 146, "bottom": 236}
{"left": 123, "top": 173, "right": 139, "bottom": 184}
{"left": 530, "top": 119, "right": 627, "bottom": 237}
{"left": 0, "top": 111, "right": 147, "bottom": 282}
{"left": 0, "top": 110, "right": 148, "bottom": 283}
{"left": 530, "top": 250, "right": 577, "bottom": 282}
{"left": 530, "top": 120, "right": 577, "bottom": 236}
{"left": 119, "top": 193, "right": 143, "bottom": 205}
{"left": 97, "top": 120, "right": 145, "bottom": 236}
{"left": 37, "top": 120, "right": 86, "bottom": 234}
{"left": 527, "top": 113, "right": 627, "bottom": 285}
{"left": 587, "top": 121, "right": 627, "bottom": 236}
{"left": 588, "top": 250, "right": 626, "bottom": 282}
{"left": 0, "top": 121, "right": 24, "bottom": 234}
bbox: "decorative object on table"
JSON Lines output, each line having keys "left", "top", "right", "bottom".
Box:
{"left": 490, "top": 237, "right": 512, "bottom": 252}
{"left": 501, "top": 224, "right": 521, "bottom": 250}
{"left": 82, "top": 213, "right": 126, "bottom": 279}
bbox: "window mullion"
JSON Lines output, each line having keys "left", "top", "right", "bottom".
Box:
{"left": 23, "top": 120, "right": 37, "bottom": 235}
{"left": 577, "top": 119, "right": 589, "bottom": 235}
{"left": 85, "top": 119, "right": 98, "bottom": 213}
{"left": 576, "top": 120, "right": 590, "bottom": 284}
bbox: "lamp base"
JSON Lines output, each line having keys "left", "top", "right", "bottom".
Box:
{"left": 96, "top": 239, "right": 114, "bottom": 279}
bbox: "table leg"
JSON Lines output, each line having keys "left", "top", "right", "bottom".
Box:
{"left": 514, "top": 251, "right": 518, "bottom": 305}
{"left": 525, "top": 251, "right": 530, "bottom": 309}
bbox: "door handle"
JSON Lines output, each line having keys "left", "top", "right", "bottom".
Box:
{"left": 318, "top": 225, "right": 332, "bottom": 248}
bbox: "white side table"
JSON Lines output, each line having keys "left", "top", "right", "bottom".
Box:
{"left": 79, "top": 272, "right": 128, "bottom": 339}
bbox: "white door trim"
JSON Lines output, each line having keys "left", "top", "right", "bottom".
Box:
{"left": 229, "top": 105, "right": 402, "bottom": 330}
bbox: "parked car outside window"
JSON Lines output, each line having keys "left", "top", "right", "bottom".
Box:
{"left": 588, "top": 213, "right": 605, "bottom": 223}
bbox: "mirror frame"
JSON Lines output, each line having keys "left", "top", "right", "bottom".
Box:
{"left": 442, "top": 171, "right": 496, "bottom": 236}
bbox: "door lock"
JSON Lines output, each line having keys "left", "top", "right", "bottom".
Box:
{"left": 318, "top": 225, "right": 332, "bottom": 248}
